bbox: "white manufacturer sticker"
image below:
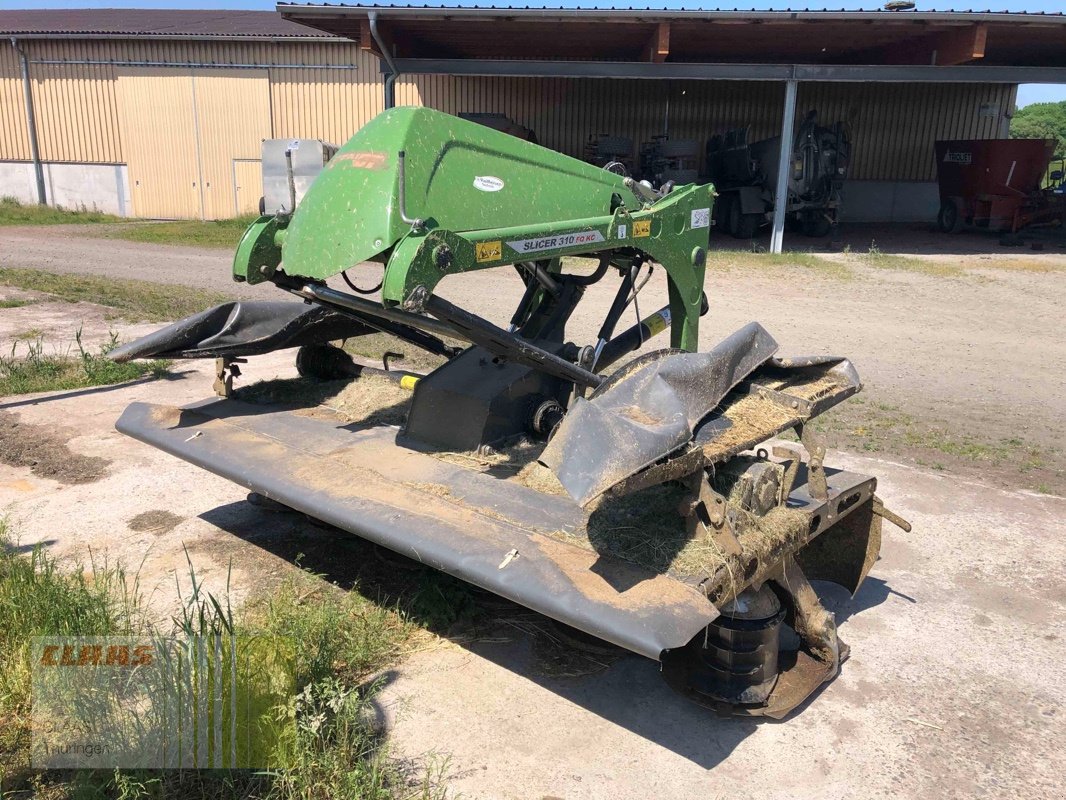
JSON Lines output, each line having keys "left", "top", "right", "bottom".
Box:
{"left": 691, "top": 208, "right": 711, "bottom": 229}
{"left": 943, "top": 150, "right": 972, "bottom": 165}
{"left": 617, "top": 224, "right": 627, "bottom": 239}
{"left": 288, "top": 139, "right": 301, "bottom": 150}
{"left": 506, "top": 230, "right": 605, "bottom": 255}
{"left": 473, "top": 176, "right": 505, "bottom": 192}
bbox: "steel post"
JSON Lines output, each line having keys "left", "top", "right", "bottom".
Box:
{"left": 10, "top": 38, "right": 46, "bottom": 206}
{"left": 770, "top": 79, "right": 798, "bottom": 255}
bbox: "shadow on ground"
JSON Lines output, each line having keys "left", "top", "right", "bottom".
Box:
{"left": 199, "top": 495, "right": 897, "bottom": 768}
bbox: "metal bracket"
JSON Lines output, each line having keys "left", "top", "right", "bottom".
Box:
{"left": 679, "top": 471, "right": 743, "bottom": 557}
{"left": 213, "top": 356, "right": 246, "bottom": 398}
{"left": 798, "top": 423, "right": 829, "bottom": 502}
{"left": 770, "top": 445, "right": 803, "bottom": 506}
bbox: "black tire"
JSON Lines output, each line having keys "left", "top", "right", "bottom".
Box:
{"left": 937, "top": 197, "right": 964, "bottom": 233}
{"left": 729, "top": 199, "right": 759, "bottom": 239}
{"left": 715, "top": 194, "right": 735, "bottom": 236}
{"left": 802, "top": 211, "right": 833, "bottom": 238}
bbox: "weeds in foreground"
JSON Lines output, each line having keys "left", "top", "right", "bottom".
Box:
{"left": 0, "top": 521, "right": 445, "bottom": 799}
{"left": 0, "top": 329, "right": 169, "bottom": 396}
{"left": 0, "top": 267, "right": 229, "bottom": 322}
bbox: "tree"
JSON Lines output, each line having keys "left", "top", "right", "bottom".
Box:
{"left": 1010, "top": 100, "right": 1066, "bottom": 160}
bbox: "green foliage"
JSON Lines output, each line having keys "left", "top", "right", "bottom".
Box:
{"left": 0, "top": 267, "right": 228, "bottom": 322}
{"left": 0, "top": 330, "right": 169, "bottom": 396}
{"left": 105, "top": 215, "right": 259, "bottom": 249}
{"left": 1010, "top": 100, "right": 1066, "bottom": 160}
{"left": 0, "top": 196, "right": 121, "bottom": 225}
{"left": 0, "top": 520, "right": 442, "bottom": 799}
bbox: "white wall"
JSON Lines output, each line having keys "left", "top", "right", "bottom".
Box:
{"left": 0, "top": 161, "right": 130, "bottom": 216}
{"left": 841, "top": 180, "right": 941, "bottom": 224}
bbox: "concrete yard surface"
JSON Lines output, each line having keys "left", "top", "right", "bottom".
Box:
{"left": 375, "top": 452, "right": 1066, "bottom": 799}
{"left": 1, "top": 351, "right": 1063, "bottom": 799}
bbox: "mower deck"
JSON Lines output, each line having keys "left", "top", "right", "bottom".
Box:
{"left": 117, "top": 397, "right": 875, "bottom": 663}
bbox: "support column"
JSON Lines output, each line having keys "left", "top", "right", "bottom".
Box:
{"left": 10, "top": 38, "right": 46, "bottom": 206}
{"left": 770, "top": 79, "right": 798, "bottom": 254}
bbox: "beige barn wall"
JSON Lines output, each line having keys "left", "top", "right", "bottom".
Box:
{"left": 1, "top": 34, "right": 1016, "bottom": 216}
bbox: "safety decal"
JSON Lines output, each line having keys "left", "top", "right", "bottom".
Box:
{"left": 691, "top": 208, "right": 711, "bottom": 229}
{"left": 476, "top": 241, "right": 503, "bottom": 262}
{"left": 633, "top": 220, "right": 651, "bottom": 238}
{"left": 617, "top": 224, "right": 627, "bottom": 239}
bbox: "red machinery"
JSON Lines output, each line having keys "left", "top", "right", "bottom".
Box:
{"left": 934, "top": 138, "right": 1064, "bottom": 234}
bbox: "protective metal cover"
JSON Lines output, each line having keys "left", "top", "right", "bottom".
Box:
{"left": 541, "top": 322, "right": 779, "bottom": 506}
{"left": 115, "top": 400, "right": 719, "bottom": 661}
{"left": 107, "top": 301, "right": 373, "bottom": 362}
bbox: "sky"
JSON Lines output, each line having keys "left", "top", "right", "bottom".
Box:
{"left": 1, "top": 0, "right": 1062, "bottom": 107}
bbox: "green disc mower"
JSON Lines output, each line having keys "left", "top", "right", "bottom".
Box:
{"left": 112, "top": 107, "right": 908, "bottom": 718}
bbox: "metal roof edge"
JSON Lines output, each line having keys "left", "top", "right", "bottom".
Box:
{"left": 276, "top": 4, "right": 1066, "bottom": 25}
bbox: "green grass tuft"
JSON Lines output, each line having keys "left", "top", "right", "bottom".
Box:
{"left": 0, "top": 521, "right": 446, "bottom": 799}
{"left": 0, "top": 331, "right": 169, "bottom": 396}
{"left": 102, "top": 215, "right": 259, "bottom": 249}
{"left": 0, "top": 267, "right": 228, "bottom": 322}
{"left": 0, "top": 196, "right": 121, "bottom": 226}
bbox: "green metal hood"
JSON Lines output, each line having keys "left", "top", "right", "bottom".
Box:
{"left": 278, "top": 106, "right": 635, "bottom": 281}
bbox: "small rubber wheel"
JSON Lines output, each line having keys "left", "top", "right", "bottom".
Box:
{"left": 938, "top": 197, "right": 964, "bottom": 233}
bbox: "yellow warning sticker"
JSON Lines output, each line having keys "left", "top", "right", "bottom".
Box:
{"left": 633, "top": 220, "right": 651, "bottom": 238}
{"left": 475, "top": 240, "right": 502, "bottom": 262}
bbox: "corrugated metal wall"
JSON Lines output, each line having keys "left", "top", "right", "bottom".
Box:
{"left": 398, "top": 75, "right": 1015, "bottom": 182}
{"left": 0, "top": 36, "right": 1016, "bottom": 217}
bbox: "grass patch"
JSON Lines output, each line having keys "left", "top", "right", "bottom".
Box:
{"left": 711, "top": 248, "right": 854, "bottom": 279}
{"left": 0, "top": 196, "right": 121, "bottom": 225}
{"left": 102, "top": 215, "right": 259, "bottom": 249}
{"left": 0, "top": 331, "right": 169, "bottom": 396}
{"left": 0, "top": 267, "right": 228, "bottom": 322}
{"left": 0, "top": 520, "right": 447, "bottom": 798}
{"left": 852, "top": 242, "right": 964, "bottom": 277}
{"left": 0, "top": 298, "right": 34, "bottom": 309}
{"left": 811, "top": 394, "right": 1063, "bottom": 495}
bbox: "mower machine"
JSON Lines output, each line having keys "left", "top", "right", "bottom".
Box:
{"left": 112, "top": 107, "right": 906, "bottom": 718}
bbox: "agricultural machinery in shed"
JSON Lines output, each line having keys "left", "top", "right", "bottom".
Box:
{"left": 706, "top": 110, "right": 850, "bottom": 239}
{"left": 110, "top": 107, "right": 907, "bottom": 718}
{"left": 934, "top": 138, "right": 1066, "bottom": 235}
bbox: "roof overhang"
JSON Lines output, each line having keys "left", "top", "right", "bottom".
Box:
{"left": 278, "top": 4, "right": 1066, "bottom": 81}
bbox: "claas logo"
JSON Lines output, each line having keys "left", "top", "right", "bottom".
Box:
{"left": 39, "top": 644, "right": 155, "bottom": 667}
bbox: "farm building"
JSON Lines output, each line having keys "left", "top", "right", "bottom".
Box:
{"left": 2, "top": 4, "right": 1064, "bottom": 244}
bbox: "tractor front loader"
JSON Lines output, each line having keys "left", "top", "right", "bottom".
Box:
{"left": 111, "top": 107, "right": 907, "bottom": 718}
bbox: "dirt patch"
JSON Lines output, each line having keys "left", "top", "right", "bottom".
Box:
{"left": 127, "top": 509, "right": 183, "bottom": 535}
{"left": 0, "top": 410, "right": 109, "bottom": 484}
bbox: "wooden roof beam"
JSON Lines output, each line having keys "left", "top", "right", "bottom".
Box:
{"left": 932, "top": 22, "right": 987, "bottom": 65}
{"left": 642, "top": 21, "right": 670, "bottom": 63}
{"left": 839, "top": 22, "right": 987, "bottom": 66}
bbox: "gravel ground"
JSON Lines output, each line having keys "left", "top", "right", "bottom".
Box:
{"left": 1, "top": 223, "right": 1064, "bottom": 797}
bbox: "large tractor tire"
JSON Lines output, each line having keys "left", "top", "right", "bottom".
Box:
{"left": 937, "top": 197, "right": 965, "bottom": 233}
{"left": 729, "top": 197, "right": 760, "bottom": 239}
{"left": 802, "top": 211, "right": 833, "bottom": 238}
